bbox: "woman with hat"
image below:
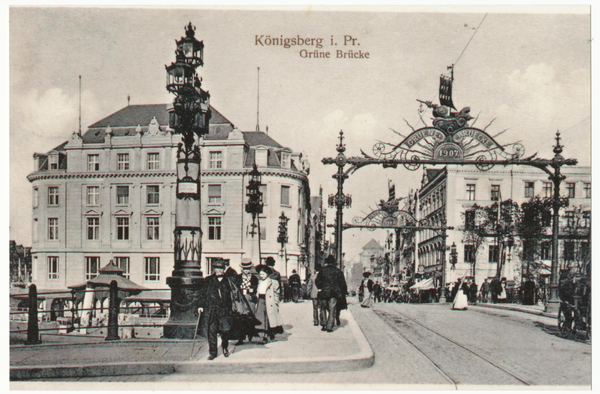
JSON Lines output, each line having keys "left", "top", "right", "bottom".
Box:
{"left": 235, "top": 258, "right": 259, "bottom": 345}
{"left": 255, "top": 265, "right": 284, "bottom": 343}
{"left": 360, "top": 271, "right": 374, "bottom": 308}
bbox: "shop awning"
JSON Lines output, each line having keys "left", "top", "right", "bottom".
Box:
{"left": 409, "top": 278, "right": 435, "bottom": 291}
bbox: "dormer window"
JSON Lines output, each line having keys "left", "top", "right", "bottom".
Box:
{"left": 49, "top": 155, "right": 59, "bottom": 170}
{"left": 256, "top": 149, "right": 268, "bottom": 167}
{"left": 281, "top": 152, "right": 291, "bottom": 168}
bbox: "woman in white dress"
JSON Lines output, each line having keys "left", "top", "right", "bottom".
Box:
{"left": 497, "top": 278, "right": 508, "bottom": 303}
{"left": 451, "top": 277, "right": 469, "bottom": 310}
{"left": 360, "top": 272, "right": 374, "bottom": 308}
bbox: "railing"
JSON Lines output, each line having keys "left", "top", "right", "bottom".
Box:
{"left": 9, "top": 283, "right": 171, "bottom": 344}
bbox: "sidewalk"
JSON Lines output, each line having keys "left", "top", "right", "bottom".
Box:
{"left": 10, "top": 300, "right": 374, "bottom": 380}
{"left": 470, "top": 302, "right": 558, "bottom": 319}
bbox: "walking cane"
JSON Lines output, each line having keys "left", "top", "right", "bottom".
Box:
{"left": 190, "top": 308, "right": 202, "bottom": 360}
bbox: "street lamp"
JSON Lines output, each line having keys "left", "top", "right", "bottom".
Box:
{"left": 246, "top": 164, "right": 264, "bottom": 262}
{"left": 449, "top": 242, "right": 458, "bottom": 270}
{"left": 163, "top": 23, "right": 211, "bottom": 339}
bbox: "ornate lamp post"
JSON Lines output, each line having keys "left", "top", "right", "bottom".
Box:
{"left": 278, "top": 212, "right": 289, "bottom": 275}
{"left": 163, "top": 23, "right": 211, "bottom": 339}
{"left": 246, "top": 164, "right": 264, "bottom": 262}
{"left": 449, "top": 242, "right": 458, "bottom": 271}
{"left": 327, "top": 131, "right": 352, "bottom": 270}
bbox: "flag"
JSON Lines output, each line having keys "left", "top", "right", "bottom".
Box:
{"left": 439, "top": 74, "right": 456, "bottom": 110}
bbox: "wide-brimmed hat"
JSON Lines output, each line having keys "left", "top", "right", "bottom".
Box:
{"left": 265, "top": 256, "right": 276, "bottom": 267}
{"left": 362, "top": 271, "right": 372, "bottom": 278}
{"left": 256, "top": 265, "right": 272, "bottom": 275}
{"left": 241, "top": 258, "right": 253, "bottom": 269}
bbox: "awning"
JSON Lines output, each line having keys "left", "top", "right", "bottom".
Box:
{"left": 409, "top": 278, "right": 435, "bottom": 291}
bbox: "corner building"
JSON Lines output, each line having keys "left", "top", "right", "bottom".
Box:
{"left": 28, "top": 104, "right": 311, "bottom": 291}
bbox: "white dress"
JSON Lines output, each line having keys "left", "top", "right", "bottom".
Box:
{"left": 452, "top": 285, "right": 469, "bottom": 310}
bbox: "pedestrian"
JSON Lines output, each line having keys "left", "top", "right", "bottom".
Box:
{"left": 480, "top": 278, "right": 490, "bottom": 303}
{"left": 265, "top": 256, "right": 283, "bottom": 300}
{"left": 450, "top": 279, "right": 460, "bottom": 303}
{"left": 254, "top": 265, "right": 284, "bottom": 343}
{"left": 198, "top": 260, "right": 234, "bottom": 360}
{"left": 451, "top": 276, "right": 469, "bottom": 310}
{"left": 373, "top": 281, "right": 382, "bottom": 303}
{"left": 223, "top": 258, "right": 238, "bottom": 279}
{"left": 315, "top": 255, "right": 347, "bottom": 332}
{"left": 490, "top": 276, "right": 501, "bottom": 303}
{"left": 289, "top": 269, "right": 302, "bottom": 302}
{"left": 497, "top": 277, "right": 508, "bottom": 303}
{"left": 522, "top": 276, "right": 536, "bottom": 305}
{"left": 469, "top": 279, "right": 478, "bottom": 304}
{"left": 235, "top": 258, "right": 259, "bottom": 345}
{"left": 360, "top": 272, "right": 374, "bottom": 308}
{"left": 306, "top": 265, "right": 321, "bottom": 326}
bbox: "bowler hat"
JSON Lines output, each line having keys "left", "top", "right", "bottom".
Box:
{"left": 265, "top": 256, "right": 276, "bottom": 267}
{"left": 241, "top": 258, "right": 253, "bottom": 269}
{"left": 363, "top": 271, "right": 371, "bottom": 278}
{"left": 212, "top": 259, "right": 226, "bottom": 269}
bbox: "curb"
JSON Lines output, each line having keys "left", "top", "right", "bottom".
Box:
{"left": 10, "top": 308, "right": 374, "bottom": 380}
{"left": 472, "top": 303, "right": 558, "bottom": 319}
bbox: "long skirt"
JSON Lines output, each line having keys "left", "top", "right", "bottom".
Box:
{"left": 361, "top": 289, "right": 373, "bottom": 307}
{"left": 255, "top": 295, "right": 283, "bottom": 335}
{"left": 452, "top": 290, "right": 469, "bottom": 310}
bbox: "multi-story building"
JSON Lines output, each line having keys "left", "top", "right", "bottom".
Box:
{"left": 28, "top": 104, "right": 311, "bottom": 291}
{"left": 415, "top": 164, "right": 591, "bottom": 287}
{"left": 359, "top": 238, "right": 384, "bottom": 275}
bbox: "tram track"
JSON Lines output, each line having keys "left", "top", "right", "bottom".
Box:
{"left": 373, "top": 305, "right": 532, "bottom": 386}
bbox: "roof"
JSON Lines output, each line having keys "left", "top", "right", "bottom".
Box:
{"left": 362, "top": 239, "right": 383, "bottom": 250}
{"left": 82, "top": 104, "right": 234, "bottom": 143}
{"left": 242, "top": 131, "right": 283, "bottom": 148}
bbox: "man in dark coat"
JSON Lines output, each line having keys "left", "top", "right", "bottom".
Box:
{"left": 373, "top": 281, "right": 382, "bottom": 303}
{"left": 480, "top": 278, "right": 490, "bottom": 303}
{"left": 289, "top": 269, "right": 302, "bottom": 302}
{"left": 315, "top": 255, "right": 347, "bottom": 332}
{"left": 522, "top": 277, "right": 536, "bottom": 305}
{"left": 469, "top": 279, "right": 478, "bottom": 304}
{"left": 490, "top": 276, "right": 501, "bottom": 303}
{"left": 199, "top": 260, "right": 234, "bottom": 360}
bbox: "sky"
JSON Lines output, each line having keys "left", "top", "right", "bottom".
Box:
{"left": 8, "top": 6, "right": 592, "bottom": 262}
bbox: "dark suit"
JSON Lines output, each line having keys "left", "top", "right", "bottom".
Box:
{"left": 199, "top": 275, "right": 233, "bottom": 357}
{"left": 289, "top": 273, "right": 301, "bottom": 302}
{"left": 315, "top": 264, "right": 347, "bottom": 330}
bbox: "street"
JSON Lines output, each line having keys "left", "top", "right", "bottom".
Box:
{"left": 23, "top": 299, "right": 590, "bottom": 388}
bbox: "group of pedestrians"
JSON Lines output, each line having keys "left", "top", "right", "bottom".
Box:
{"left": 306, "top": 255, "right": 348, "bottom": 332}
{"left": 197, "top": 256, "right": 284, "bottom": 360}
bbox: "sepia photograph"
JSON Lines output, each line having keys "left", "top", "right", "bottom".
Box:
{"left": 8, "top": 5, "right": 592, "bottom": 390}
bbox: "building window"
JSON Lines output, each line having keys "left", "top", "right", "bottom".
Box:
{"left": 209, "top": 151, "right": 222, "bottom": 169}
{"left": 116, "top": 186, "right": 129, "bottom": 205}
{"left": 146, "top": 185, "right": 160, "bottom": 205}
{"left": 117, "top": 153, "right": 130, "bottom": 170}
{"left": 488, "top": 244, "right": 499, "bottom": 263}
{"left": 581, "top": 242, "right": 590, "bottom": 262}
{"left": 87, "top": 186, "right": 100, "bottom": 205}
{"left": 48, "top": 218, "right": 58, "bottom": 240}
{"left": 147, "top": 153, "right": 159, "bottom": 170}
{"left": 490, "top": 185, "right": 500, "bottom": 201}
{"left": 524, "top": 182, "right": 535, "bottom": 198}
{"left": 464, "top": 210, "right": 475, "bottom": 230}
{"left": 563, "top": 242, "right": 575, "bottom": 261}
{"left": 33, "top": 219, "right": 38, "bottom": 243}
{"left": 85, "top": 256, "right": 99, "bottom": 280}
{"left": 115, "top": 257, "right": 130, "bottom": 279}
{"left": 208, "top": 185, "right": 221, "bottom": 204}
{"left": 582, "top": 211, "right": 591, "bottom": 228}
{"left": 566, "top": 182, "right": 575, "bottom": 198}
{"left": 147, "top": 217, "right": 160, "bottom": 240}
{"left": 464, "top": 244, "right": 475, "bottom": 263}
{"left": 281, "top": 152, "right": 290, "bottom": 168}
{"left": 144, "top": 257, "right": 160, "bottom": 281}
{"left": 33, "top": 187, "right": 39, "bottom": 208}
{"left": 541, "top": 241, "right": 551, "bottom": 260}
{"left": 117, "top": 217, "right": 129, "bottom": 240}
{"left": 87, "top": 217, "right": 100, "bottom": 240}
{"left": 88, "top": 154, "right": 100, "bottom": 171}
{"left": 281, "top": 185, "right": 291, "bottom": 206}
{"left": 48, "top": 256, "right": 59, "bottom": 280}
{"left": 584, "top": 182, "right": 591, "bottom": 198}
{"left": 466, "top": 184, "right": 476, "bottom": 201}
{"left": 49, "top": 155, "right": 59, "bottom": 170}
{"left": 543, "top": 182, "right": 552, "bottom": 198}
{"left": 208, "top": 217, "right": 222, "bottom": 240}
{"left": 259, "top": 217, "right": 266, "bottom": 240}
{"left": 48, "top": 186, "right": 59, "bottom": 206}
{"left": 565, "top": 211, "right": 575, "bottom": 228}
{"left": 259, "top": 185, "right": 267, "bottom": 205}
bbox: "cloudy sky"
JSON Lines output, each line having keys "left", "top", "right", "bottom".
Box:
{"left": 8, "top": 6, "right": 591, "bottom": 261}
